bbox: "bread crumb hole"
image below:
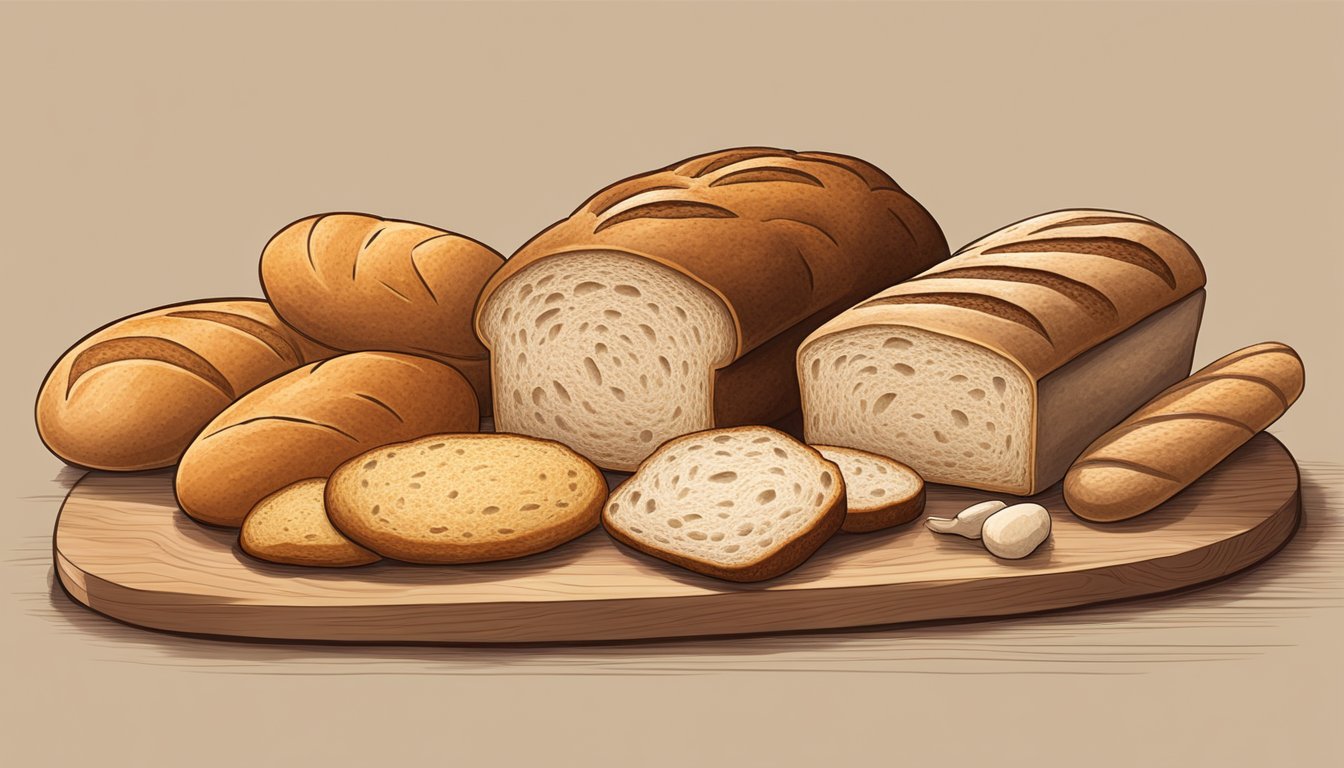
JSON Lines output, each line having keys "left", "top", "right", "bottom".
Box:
{"left": 688, "top": 531, "right": 707, "bottom": 541}
{"left": 717, "top": 500, "right": 734, "bottom": 507}
{"left": 873, "top": 392, "right": 897, "bottom": 415}
{"left": 820, "top": 472, "right": 833, "bottom": 487}
{"left": 683, "top": 513, "right": 702, "bottom": 521}
{"left": 363, "top": 460, "right": 377, "bottom": 470}
{"left": 969, "top": 388, "right": 986, "bottom": 401}
{"left": 724, "top": 544, "right": 740, "bottom": 553}
{"left": 639, "top": 430, "right": 654, "bottom": 443}
{"left": 574, "top": 281, "right": 604, "bottom": 295}
{"left": 883, "top": 337, "right": 912, "bottom": 349}
{"left": 894, "top": 364, "right": 915, "bottom": 376}
{"left": 429, "top": 526, "right": 448, "bottom": 534}
{"left": 756, "top": 489, "right": 776, "bottom": 504}
{"left": 951, "top": 409, "right": 969, "bottom": 426}
{"left": 667, "top": 518, "right": 682, "bottom": 528}
{"left": 371, "top": 505, "right": 380, "bottom": 515}
{"left": 993, "top": 376, "right": 1007, "bottom": 394}
{"left": 304, "top": 534, "right": 317, "bottom": 540}
{"left": 497, "top": 528, "right": 515, "bottom": 535}
{"left": 709, "top": 471, "right": 737, "bottom": 483}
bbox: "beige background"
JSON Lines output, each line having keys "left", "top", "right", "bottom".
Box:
{"left": 2, "top": 1, "right": 1341, "bottom": 765}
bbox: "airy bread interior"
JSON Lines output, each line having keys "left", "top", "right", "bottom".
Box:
{"left": 814, "top": 446, "right": 922, "bottom": 514}
{"left": 604, "top": 428, "right": 841, "bottom": 568}
{"left": 479, "top": 251, "right": 735, "bottom": 470}
{"left": 802, "top": 327, "right": 1033, "bottom": 492}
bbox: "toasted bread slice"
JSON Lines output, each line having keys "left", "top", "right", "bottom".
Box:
{"left": 813, "top": 446, "right": 925, "bottom": 532}
{"left": 239, "top": 479, "right": 380, "bottom": 567}
{"left": 325, "top": 434, "right": 606, "bottom": 564}
{"left": 602, "top": 426, "right": 845, "bottom": 582}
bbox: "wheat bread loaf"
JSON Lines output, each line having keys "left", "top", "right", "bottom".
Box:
{"left": 325, "top": 434, "right": 606, "bottom": 564}
{"left": 602, "top": 426, "right": 846, "bottom": 582}
{"left": 260, "top": 213, "right": 504, "bottom": 413}
{"left": 239, "top": 479, "right": 380, "bottom": 567}
{"left": 800, "top": 209, "right": 1207, "bottom": 495}
{"left": 814, "top": 446, "right": 925, "bottom": 533}
{"left": 475, "top": 147, "right": 949, "bottom": 470}
{"left": 1064, "top": 342, "right": 1304, "bottom": 522}
{"left": 176, "top": 351, "right": 478, "bottom": 527}
{"left": 36, "top": 299, "right": 332, "bottom": 471}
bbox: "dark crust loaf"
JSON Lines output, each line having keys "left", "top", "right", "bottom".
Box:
{"left": 35, "top": 298, "right": 332, "bottom": 472}
{"left": 260, "top": 212, "right": 504, "bottom": 413}
{"left": 475, "top": 146, "right": 949, "bottom": 364}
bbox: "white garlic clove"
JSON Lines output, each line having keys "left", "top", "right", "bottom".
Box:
{"left": 925, "top": 500, "right": 1007, "bottom": 540}
{"left": 982, "top": 503, "right": 1051, "bottom": 559}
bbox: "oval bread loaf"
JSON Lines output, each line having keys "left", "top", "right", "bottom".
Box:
{"left": 260, "top": 213, "right": 504, "bottom": 414}
{"left": 36, "top": 299, "right": 332, "bottom": 471}
{"left": 176, "top": 351, "right": 479, "bottom": 527}
{"left": 475, "top": 147, "right": 949, "bottom": 471}
{"left": 1064, "top": 342, "right": 1304, "bottom": 522}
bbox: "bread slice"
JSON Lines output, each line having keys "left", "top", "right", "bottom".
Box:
{"left": 325, "top": 434, "right": 606, "bottom": 564}
{"left": 602, "top": 426, "right": 846, "bottom": 582}
{"left": 813, "top": 446, "right": 925, "bottom": 533}
{"left": 239, "top": 479, "right": 380, "bottom": 567}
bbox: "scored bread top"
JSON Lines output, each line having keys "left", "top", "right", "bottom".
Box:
{"left": 261, "top": 213, "right": 504, "bottom": 364}
{"left": 475, "top": 147, "right": 949, "bottom": 359}
{"left": 802, "top": 209, "right": 1207, "bottom": 380}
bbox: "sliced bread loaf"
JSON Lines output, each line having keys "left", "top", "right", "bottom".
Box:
{"left": 239, "top": 479, "right": 380, "bottom": 567}
{"left": 325, "top": 434, "right": 607, "bottom": 564}
{"left": 602, "top": 426, "right": 846, "bottom": 582}
{"left": 813, "top": 446, "right": 925, "bottom": 533}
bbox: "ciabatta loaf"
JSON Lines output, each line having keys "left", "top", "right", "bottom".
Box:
{"left": 326, "top": 434, "right": 606, "bottom": 564}
{"left": 260, "top": 213, "right": 504, "bottom": 413}
{"left": 602, "top": 427, "right": 846, "bottom": 582}
{"left": 1065, "top": 342, "right": 1304, "bottom": 522}
{"left": 800, "top": 209, "right": 1207, "bottom": 495}
{"left": 814, "top": 446, "right": 924, "bottom": 533}
{"left": 36, "top": 299, "right": 331, "bottom": 471}
{"left": 176, "top": 352, "right": 478, "bottom": 527}
{"left": 475, "top": 147, "right": 948, "bottom": 470}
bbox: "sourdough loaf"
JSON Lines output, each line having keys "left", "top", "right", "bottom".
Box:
{"left": 1064, "top": 342, "right": 1304, "bottom": 521}
{"left": 799, "top": 209, "right": 1207, "bottom": 495}
{"left": 36, "top": 299, "right": 331, "bottom": 471}
{"left": 326, "top": 434, "right": 606, "bottom": 564}
{"left": 602, "top": 427, "right": 846, "bottom": 582}
{"left": 260, "top": 213, "right": 504, "bottom": 413}
{"left": 475, "top": 147, "right": 949, "bottom": 471}
{"left": 176, "top": 351, "right": 478, "bottom": 527}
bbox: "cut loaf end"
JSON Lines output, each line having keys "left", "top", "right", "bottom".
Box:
{"left": 478, "top": 251, "right": 736, "bottom": 470}
{"left": 602, "top": 426, "right": 846, "bottom": 582}
{"left": 813, "top": 446, "right": 926, "bottom": 533}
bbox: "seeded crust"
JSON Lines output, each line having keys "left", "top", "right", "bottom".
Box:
{"left": 325, "top": 434, "right": 607, "bottom": 564}
{"left": 239, "top": 479, "right": 380, "bottom": 567}
{"left": 814, "top": 446, "right": 926, "bottom": 533}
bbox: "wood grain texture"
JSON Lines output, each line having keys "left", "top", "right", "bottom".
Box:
{"left": 52, "top": 434, "right": 1299, "bottom": 644}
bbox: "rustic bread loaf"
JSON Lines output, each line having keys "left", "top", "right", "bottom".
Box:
{"left": 814, "top": 446, "right": 925, "bottom": 533}
{"left": 475, "top": 147, "right": 949, "bottom": 471}
{"left": 1064, "top": 342, "right": 1304, "bottom": 522}
{"left": 326, "top": 434, "right": 606, "bottom": 564}
{"left": 602, "top": 427, "right": 846, "bottom": 582}
{"left": 176, "top": 351, "right": 478, "bottom": 527}
{"left": 36, "top": 299, "right": 331, "bottom": 471}
{"left": 800, "top": 209, "right": 1207, "bottom": 495}
{"left": 239, "top": 479, "right": 381, "bottom": 567}
{"left": 260, "top": 213, "right": 504, "bottom": 413}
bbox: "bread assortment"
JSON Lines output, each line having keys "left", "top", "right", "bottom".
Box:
{"left": 260, "top": 213, "right": 504, "bottom": 413}
{"left": 176, "top": 351, "right": 478, "bottom": 527}
{"left": 1064, "top": 342, "right": 1305, "bottom": 522}
{"left": 475, "top": 147, "right": 950, "bottom": 471}
{"left": 799, "top": 209, "right": 1208, "bottom": 495}
{"left": 36, "top": 299, "right": 332, "bottom": 471}
{"left": 34, "top": 147, "right": 1305, "bottom": 585}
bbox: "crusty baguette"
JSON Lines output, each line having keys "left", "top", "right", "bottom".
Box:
{"left": 602, "top": 426, "right": 846, "bottom": 582}
{"left": 239, "top": 479, "right": 380, "bottom": 567}
{"left": 175, "top": 351, "right": 478, "bottom": 527}
{"left": 800, "top": 209, "right": 1207, "bottom": 495}
{"left": 36, "top": 299, "right": 332, "bottom": 471}
{"left": 813, "top": 446, "right": 925, "bottom": 533}
{"left": 475, "top": 147, "right": 948, "bottom": 470}
{"left": 326, "top": 434, "right": 606, "bottom": 564}
{"left": 1064, "top": 342, "right": 1304, "bottom": 522}
{"left": 260, "top": 213, "right": 504, "bottom": 414}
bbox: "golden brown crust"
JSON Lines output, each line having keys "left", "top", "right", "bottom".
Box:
{"left": 35, "top": 299, "right": 330, "bottom": 471}
{"left": 475, "top": 147, "right": 949, "bottom": 361}
{"left": 175, "top": 351, "right": 479, "bottom": 527}
{"left": 1064, "top": 342, "right": 1304, "bottom": 522}
{"left": 260, "top": 213, "right": 504, "bottom": 413}
{"left": 601, "top": 426, "right": 847, "bottom": 582}
{"left": 803, "top": 209, "right": 1206, "bottom": 380}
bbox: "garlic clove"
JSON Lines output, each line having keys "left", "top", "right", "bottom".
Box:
{"left": 925, "top": 500, "right": 1007, "bottom": 540}
{"left": 982, "top": 503, "right": 1051, "bottom": 559}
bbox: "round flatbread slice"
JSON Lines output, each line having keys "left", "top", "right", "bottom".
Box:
{"left": 240, "top": 479, "right": 380, "bottom": 567}
{"left": 326, "top": 434, "right": 606, "bottom": 564}
{"left": 813, "top": 446, "right": 925, "bottom": 533}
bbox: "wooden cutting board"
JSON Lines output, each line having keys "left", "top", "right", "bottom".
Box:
{"left": 54, "top": 434, "right": 1300, "bottom": 644}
